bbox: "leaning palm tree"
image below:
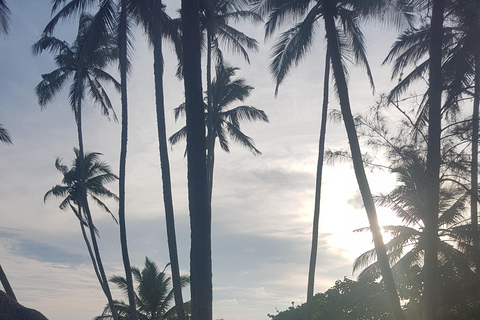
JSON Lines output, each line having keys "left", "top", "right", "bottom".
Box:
{"left": 257, "top": 0, "right": 409, "bottom": 319}
{"left": 96, "top": 257, "right": 190, "bottom": 320}
{"left": 44, "top": 149, "right": 119, "bottom": 317}
{"left": 129, "top": 1, "right": 185, "bottom": 319}
{"left": 34, "top": 13, "right": 120, "bottom": 318}
{"left": 0, "top": 124, "right": 12, "bottom": 144}
{"left": 170, "top": 63, "right": 269, "bottom": 199}
{"left": 0, "top": 0, "right": 10, "bottom": 35}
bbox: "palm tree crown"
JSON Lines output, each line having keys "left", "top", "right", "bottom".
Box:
{"left": 170, "top": 63, "right": 269, "bottom": 155}
{"left": 44, "top": 148, "right": 118, "bottom": 221}
{"left": 96, "top": 257, "right": 190, "bottom": 320}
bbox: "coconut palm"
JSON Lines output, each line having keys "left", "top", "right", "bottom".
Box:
{"left": 34, "top": 13, "right": 120, "bottom": 318}
{"left": 199, "top": 0, "right": 262, "bottom": 201}
{"left": 44, "top": 149, "right": 119, "bottom": 317}
{"left": 95, "top": 257, "right": 190, "bottom": 320}
{"left": 0, "top": 0, "right": 10, "bottom": 35}
{"left": 129, "top": 1, "right": 185, "bottom": 319}
{"left": 170, "top": 63, "right": 269, "bottom": 199}
{"left": 353, "top": 146, "right": 478, "bottom": 318}
{"left": 180, "top": 0, "right": 212, "bottom": 317}
{"left": 0, "top": 124, "right": 12, "bottom": 144}
{"left": 44, "top": 2, "right": 138, "bottom": 316}
{"left": 257, "top": 0, "right": 409, "bottom": 318}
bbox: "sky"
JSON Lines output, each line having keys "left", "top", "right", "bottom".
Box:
{"left": 0, "top": 1, "right": 408, "bottom": 319}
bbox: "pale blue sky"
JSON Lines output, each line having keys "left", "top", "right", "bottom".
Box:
{"left": 0, "top": 1, "right": 404, "bottom": 319}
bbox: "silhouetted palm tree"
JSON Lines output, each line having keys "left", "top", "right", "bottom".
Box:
{"left": 199, "top": 0, "right": 261, "bottom": 200}
{"left": 181, "top": 0, "right": 212, "bottom": 317}
{"left": 34, "top": 13, "right": 119, "bottom": 318}
{"left": 258, "top": 0, "right": 409, "bottom": 318}
{"left": 130, "top": 1, "right": 185, "bottom": 318}
{"left": 0, "top": 124, "right": 12, "bottom": 144}
{"left": 43, "top": 2, "right": 137, "bottom": 315}
{"left": 96, "top": 257, "right": 190, "bottom": 320}
{"left": 44, "top": 149, "right": 119, "bottom": 317}
{"left": 170, "top": 63, "right": 269, "bottom": 199}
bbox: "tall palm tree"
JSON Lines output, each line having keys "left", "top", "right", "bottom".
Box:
{"left": 129, "top": 1, "right": 185, "bottom": 319}
{"left": 96, "top": 257, "right": 190, "bottom": 320}
{"left": 306, "top": 49, "right": 329, "bottom": 320}
{"left": 424, "top": 0, "right": 446, "bottom": 318}
{"left": 0, "top": 124, "right": 12, "bottom": 144}
{"left": 44, "top": 149, "right": 119, "bottom": 318}
{"left": 0, "top": 0, "right": 10, "bottom": 35}
{"left": 44, "top": 2, "right": 138, "bottom": 315}
{"left": 258, "top": 0, "right": 408, "bottom": 319}
{"left": 199, "top": 0, "right": 262, "bottom": 201}
{"left": 34, "top": 13, "right": 120, "bottom": 319}
{"left": 181, "top": 0, "right": 213, "bottom": 318}
{"left": 170, "top": 63, "right": 269, "bottom": 199}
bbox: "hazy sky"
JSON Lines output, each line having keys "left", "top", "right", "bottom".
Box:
{"left": 0, "top": 1, "right": 406, "bottom": 319}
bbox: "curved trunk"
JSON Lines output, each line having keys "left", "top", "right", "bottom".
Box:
{"left": 0, "top": 265, "right": 16, "bottom": 302}
{"left": 424, "top": 1, "right": 445, "bottom": 319}
{"left": 322, "top": 2, "right": 404, "bottom": 320}
{"left": 472, "top": 52, "right": 479, "bottom": 273}
{"left": 76, "top": 98, "right": 119, "bottom": 320}
{"left": 206, "top": 31, "right": 215, "bottom": 204}
{"left": 151, "top": 3, "right": 185, "bottom": 320}
{"left": 181, "top": 0, "right": 213, "bottom": 318}
{"left": 306, "top": 49, "right": 330, "bottom": 320}
{"left": 118, "top": 1, "right": 137, "bottom": 318}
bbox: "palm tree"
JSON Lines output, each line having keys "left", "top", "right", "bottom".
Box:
{"left": 199, "top": 0, "right": 262, "bottom": 201}
{"left": 0, "top": 124, "right": 12, "bottom": 144}
{"left": 129, "top": 1, "right": 185, "bottom": 319}
{"left": 258, "top": 0, "right": 408, "bottom": 319}
{"left": 353, "top": 146, "right": 477, "bottom": 318}
{"left": 43, "top": 2, "right": 138, "bottom": 316}
{"left": 170, "top": 63, "right": 269, "bottom": 199}
{"left": 96, "top": 257, "right": 190, "bottom": 320}
{"left": 181, "top": 0, "right": 212, "bottom": 317}
{"left": 0, "top": 0, "right": 10, "bottom": 35}
{"left": 44, "top": 149, "right": 119, "bottom": 317}
{"left": 34, "top": 13, "right": 120, "bottom": 319}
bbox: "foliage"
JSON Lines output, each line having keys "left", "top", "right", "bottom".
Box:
{"left": 268, "top": 277, "right": 392, "bottom": 320}
{"left": 96, "top": 257, "right": 190, "bottom": 320}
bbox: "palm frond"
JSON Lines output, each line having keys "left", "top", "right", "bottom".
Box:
{"left": 0, "top": 124, "right": 12, "bottom": 144}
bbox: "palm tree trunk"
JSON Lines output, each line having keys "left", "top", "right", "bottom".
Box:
{"left": 322, "top": 2, "right": 404, "bottom": 320}
{"left": 76, "top": 98, "right": 119, "bottom": 320}
{"left": 0, "top": 265, "right": 16, "bottom": 301}
{"left": 472, "top": 52, "right": 479, "bottom": 274}
{"left": 151, "top": 4, "right": 185, "bottom": 319}
{"left": 424, "top": 1, "right": 445, "bottom": 319}
{"left": 118, "top": 1, "right": 137, "bottom": 318}
{"left": 77, "top": 205, "right": 104, "bottom": 295}
{"left": 206, "top": 31, "right": 215, "bottom": 204}
{"left": 181, "top": 0, "right": 213, "bottom": 318}
{"left": 306, "top": 49, "right": 330, "bottom": 320}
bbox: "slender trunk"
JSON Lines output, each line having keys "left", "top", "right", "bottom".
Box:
{"left": 118, "top": 1, "right": 137, "bottom": 318}
{"left": 206, "top": 31, "right": 215, "bottom": 204}
{"left": 0, "top": 265, "right": 16, "bottom": 301}
{"left": 472, "top": 52, "right": 479, "bottom": 274}
{"left": 76, "top": 98, "right": 119, "bottom": 320}
{"left": 181, "top": 0, "right": 213, "bottom": 318}
{"left": 424, "top": 1, "right": 445, "bottom": 319}
{"left": 322, "top": 2, "right": 404, "bottom": 320}
{"left": 77, "top": 205, "right": 104, "bottom": 294}
{"left": 151, "top": 3, "right": 185, "bottom": 319}
{"left": 306, "top": 50, "right": 330, "bottom": 320}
